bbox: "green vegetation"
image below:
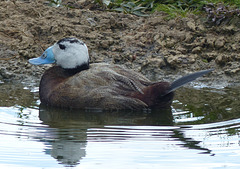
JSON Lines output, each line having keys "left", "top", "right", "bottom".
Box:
{"left": 47, "top": 0, "right": 62, "bottom": 7}
{"left": 95, "top": 0, "right": 240, "bottom": 20}
{"left": 203, "top": 3, "right": 240, "bottom": 25}
{"left": 47, "top": 0, "right": 240, "bottom": 25}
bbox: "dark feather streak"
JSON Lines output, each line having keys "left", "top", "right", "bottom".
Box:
{"left": 57, "top": 37, "right": 84, "bottom": 46}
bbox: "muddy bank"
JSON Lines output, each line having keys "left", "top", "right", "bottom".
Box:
{"left": 0, "top": 0, "right": 239, "bottom": 87}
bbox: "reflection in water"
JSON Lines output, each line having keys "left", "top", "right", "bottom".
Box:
{"left": 0, "top": 82, "right": 38, "bottom": 107}
{"left": 45, "top": 139, "right": 86, "bottom": 167}
{"left": 173, "top": 87, "right": 240, "bottom": 124}
{"left": 38, "top": 105, "right": 219, "bottom": 166}
{"left": 39, "top": 105, "right": 174, "bottom": 126}
{"left": 39, "top": 105, "right": 174, "bottom": 166}
{"left": 1, "top": 82, "right": 240, "bottom": 168}
{"left": 173, "top": 129, "right": 212, "bottom": 154}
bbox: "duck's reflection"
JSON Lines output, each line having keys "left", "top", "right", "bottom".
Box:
{"left": 39, "top": 105, "right": 173, "bottom": 166}
{"left": 49, "top": 140, "right": 86, "bottom": 166}
{"left": 39, "top": 105, "right": 174, "bottom": 127}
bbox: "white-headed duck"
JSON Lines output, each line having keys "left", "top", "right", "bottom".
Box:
{"left": 29, "top": 37, "right": 213, "bottom": 110}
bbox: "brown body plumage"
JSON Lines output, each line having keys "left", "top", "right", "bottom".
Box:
{"left": 39, "top": 63, "right": 173, "bottom": 110}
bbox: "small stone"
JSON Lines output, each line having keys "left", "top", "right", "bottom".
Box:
{"left": 206, "top": 36, "right": 216, "bottom": 47}
{"left": 215, "top": 54, "right": 231, "bottom": 65}
{"left": 87, "top": 18, "right": 97, "bottom": 27}
{"left": 147, "top": 58, "right": 166, "bottom": 68}
{"left": 215, "top": 37, "right": 225, "bottom": 49}
{"left": 176, "top": 46, "right": 188, "bottom": 54}
{"left": 231, "top": 68, "right": 240, "bottom": 74}
{"left": 192, "top": 46, "right": 202, "bottom": 54}
{"left": 166, "top": 55, "right": 181, "bottom": 66}
{"left": 231, "top": 44, "right": 238, "bottom": 51}
{"left": 186, "top": 20, "right": 196, "bottom": 31}
{"left": 165, "top": 39, "right": 176, "bottom": 48}
{"left": 215, "top": 55, "right": 224, "bottom": 65}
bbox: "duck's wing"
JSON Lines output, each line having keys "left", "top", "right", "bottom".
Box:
{"left": 94, "top": 64, "right": 152, "bottom": 94}
{"left": 49, "top": 63, "right": 152, "bottom": 109}
{"left": 70, "top": 63, "right": 152, "bottom": 92}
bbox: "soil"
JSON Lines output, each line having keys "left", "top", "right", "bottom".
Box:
{"left": 0, "top": 0, "right": 239, "bottom": 87}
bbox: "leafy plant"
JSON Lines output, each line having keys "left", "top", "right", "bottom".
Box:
{"left": 111, "top": 1, "right": 150, "bottom": 16}
{"left": 47, "top": 0, "right": 62, "bottom": 7}
{"left": 95, "top": 0, "right": 240, "bottom": 19}
{"left": 203, "top": 3, "right": 240, "bottom": 25}
{"left": 154, "top": 4, "right": 195, "bottom": 18}
{"left": 95, "top": 0, "right": 154, "bottom": 16}
{"left": 95, "top": 0, "right": 207, "bottom": 17}
{"left": 46, "top": 0, "right": 240, "bottom": 23}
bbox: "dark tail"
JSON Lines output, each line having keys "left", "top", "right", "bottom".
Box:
{"left": 165, "top": 69, "right": 213, "bottom": 95}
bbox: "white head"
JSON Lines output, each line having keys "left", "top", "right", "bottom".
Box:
{"left": 29, "top": 37, "right": 89, "bottom": 69}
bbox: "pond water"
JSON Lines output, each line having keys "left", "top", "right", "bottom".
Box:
{"left": 0, "top": 82, "right": 240, "bottom": 169}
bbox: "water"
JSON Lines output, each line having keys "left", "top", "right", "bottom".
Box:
{"left": 0, "top": 82, "right": 240, "bottom": 169}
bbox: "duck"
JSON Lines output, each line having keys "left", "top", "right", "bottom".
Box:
{"left": 29, "top": 37, "right": 213, "bottom": 110}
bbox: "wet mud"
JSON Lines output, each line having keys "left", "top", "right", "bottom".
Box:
{"left": 0, "top": 0, "right": 239, "bottom": 87}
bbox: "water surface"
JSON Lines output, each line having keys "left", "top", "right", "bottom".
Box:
{"left": 0, "top": 82, "right": 240, "bottom": 169}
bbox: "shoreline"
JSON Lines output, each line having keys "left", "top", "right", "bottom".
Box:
{"left": 0, "top": 0, "right": 239, "bottom": 87}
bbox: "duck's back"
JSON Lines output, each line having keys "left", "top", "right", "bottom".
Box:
{"left": 40, "top": 63, "right": 155, "bottom": 110}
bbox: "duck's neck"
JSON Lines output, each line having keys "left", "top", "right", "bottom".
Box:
{"left": 39, "top": 64, "right": 89, "bottom": 105}
{"left": 64, "top": 63, "right": 89, "bottom": 75}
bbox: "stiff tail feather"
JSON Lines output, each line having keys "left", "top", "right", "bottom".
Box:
{"left": 165, "top": 69, "right": 214, "bottom": 95}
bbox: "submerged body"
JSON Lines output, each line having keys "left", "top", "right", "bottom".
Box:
{"left": 29, "top": 37, "right": 212, "bottom": 110}
{"left": 39, "top": 63, "right": 173, "bottom": 109}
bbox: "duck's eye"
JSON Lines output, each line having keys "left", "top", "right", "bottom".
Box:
{"left": 59, "top": 44, "right": 66, "bottom": 50}
{"left": 41, "top": 52, "right": 47, "bottom": 59}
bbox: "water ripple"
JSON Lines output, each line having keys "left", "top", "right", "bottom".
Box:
{"left": 0, "top": 84, "right": 240, "bottom": 168}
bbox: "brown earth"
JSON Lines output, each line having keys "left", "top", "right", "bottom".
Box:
{"left": 0, "top": 0, "right": 239, "bottom": 87}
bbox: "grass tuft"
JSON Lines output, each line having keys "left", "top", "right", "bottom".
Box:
{"left": 94, "top": 0, "right": 240, "bottom": 25}
{"left": 46, "top": 0, "right": 240, "bottom": 25}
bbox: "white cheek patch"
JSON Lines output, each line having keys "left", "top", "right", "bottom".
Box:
{"left": 52, "top": 41, "right": 89, "bottom": 69}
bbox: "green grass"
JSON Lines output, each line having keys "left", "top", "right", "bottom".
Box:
{"left": 95, "top": 0, "right": 240, "bottom": 18}
{"left": 46, "top": 0, "right": 240, "bottom": 24}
